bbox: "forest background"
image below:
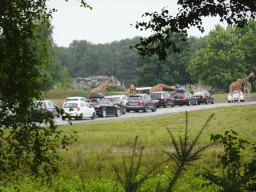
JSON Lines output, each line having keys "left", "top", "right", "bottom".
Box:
{"left": 46, "top": 19, "right": 256, "bottom": 92}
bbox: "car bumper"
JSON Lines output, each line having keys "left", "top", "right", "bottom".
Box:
{"left": 174, "top": 100, "right": 187, "bottom": 105}
{"left": 126, "top": 105, "right": 145, "bottom": 110}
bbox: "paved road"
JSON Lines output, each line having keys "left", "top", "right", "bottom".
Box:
{"left": 54, "top": 101, "right": 256, "bottom": 125}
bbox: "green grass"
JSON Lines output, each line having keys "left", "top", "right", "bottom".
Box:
{"left": 212, "top": 93, "right": 227, "bottom": 99}
{"left": 55, "top": 105, "right": 256, "bottom": 182}
{"left": 4, "top": 104, "right": 256, "bottom": 191}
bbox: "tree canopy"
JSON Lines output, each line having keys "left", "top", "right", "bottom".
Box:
{"left": 0, "top": 0, "right": 90, "bottom": 184}
{"left": 134, "top": 0, "right": 256, "bottom": 60}
{"left": 187, "top": 20, "right": 256, "bottom": 90}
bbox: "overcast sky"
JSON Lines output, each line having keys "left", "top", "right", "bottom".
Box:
{"left": 46, "top": 0, "right": 227, "bottom": 47}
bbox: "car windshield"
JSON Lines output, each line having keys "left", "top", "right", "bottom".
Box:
{"left": 149, "top": 93, "right": 162, "bottom": 99}
{"left": 128, "top": 96, "right": 142, "bottom": 100}
{"left": 64, "top": 103, "right": 78, "bottom": 108}
{"left": 65, "top": 98, "right": 79, "bottom": 102}
{"left": 233, "top": 91, "right": 238, "bottom": 94}
{"left": 193, "top": 92, "right": 203, "bottom": 96}
{"left": 107, "top": 98, "right": 115, "bottom": 102}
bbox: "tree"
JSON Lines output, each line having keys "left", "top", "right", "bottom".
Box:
{"left": 0, "top": 0, "right": 90, "bottom": 184}
{"left": 187, "top": 21, "right": 256, "bottom": 90}
{"left": 134, "top": 0, "right": 256, "bottom": 60}
{"left": 135, "top": 32, "right": 192, "bottom": 87}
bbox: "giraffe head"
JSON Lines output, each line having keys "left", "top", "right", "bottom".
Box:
{"left": 249, "top": 72, "right": 255, "bottom": 77}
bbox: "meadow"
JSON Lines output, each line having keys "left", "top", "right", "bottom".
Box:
{"left": 3, "top": 99, "right": 256, "bottom": 191}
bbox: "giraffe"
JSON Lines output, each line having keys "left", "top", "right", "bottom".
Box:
{"left": 149, "top": 84, "right": 176, "bottom": 92}
{"left": 243, "top": 81, "right": 251, "bottom": 101}
{"left": 229, "top": 78, "right": 243, "bottom": 102}
{"left": 90, "top": 83, "right": 122, "bottom": 95}
{"left": 241, "top": 72, "right": 255, "bottom": 101}
{"left": 127, "top": 84, "right": 137, "bottom": 94}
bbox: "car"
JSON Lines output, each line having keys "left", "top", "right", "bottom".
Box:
{"left": 173, "top": 89, "right": 198, "bottom": 106}
{"left": 63, "top": 96, "right": 88, "bottom": 108}
{"left": 149, "top": 91, "right": 174, "bottom": 108}
{"left": 228, "top": 91, "right": 244, "bottom": 102}
{"left": 34, "top": 100, "right": 60, "bottom": 118}
{"left": 87, "top": 93, "right": 105, "bottom": 106}
{"left": 107, "top": 95, "right": 128, "bottom": 104}
{"left": 126, "top": 94, "right": 157, "bottom": 112}
{"left": 193, "top": 91, "right": 214, "bottom": 105}
{"left": 93, "top": 99, "right": 121, "bottom": 117}
{"left": 62, "top": 101, "right": 96, "bottom": 120}
{"left": 105, "top": 96, "right": 127, "bottom": 114}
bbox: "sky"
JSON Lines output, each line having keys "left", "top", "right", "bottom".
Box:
{"left": 46, "top": 0, "right": 227, "bottom": 47}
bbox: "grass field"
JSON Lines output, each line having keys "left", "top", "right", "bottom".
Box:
{"left": 6, "top": 90, "right": 255, "bottom": 191}
{"left": 7, "top": 104, "right": 251, "bottom": 191}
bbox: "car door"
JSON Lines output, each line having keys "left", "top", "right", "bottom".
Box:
{"left": 146, "top": 95, "right": 154, "bottom": 109}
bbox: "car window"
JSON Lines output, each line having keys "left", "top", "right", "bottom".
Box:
{"left": 128, "top": 95, "right": 142, "bottom": 100}
{"left": 81, "top": 102, "right": 85, "bottom": 107}
{"left": 47, "top": 102, "right": 52, "bottom": 107}
{"left": 64, "top": 103, "right": 78, "bottom": 108}
{"left": 85, "top": 102, "right": 90, "bottom": 108}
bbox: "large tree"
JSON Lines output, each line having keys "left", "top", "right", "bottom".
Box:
{"left": 135, "top": 32, "right": 192, "bottom": 87}
{"left": 187, "top": 20, "right": 256, "bottom": 90}
{"left": 0, "top": 0, "right": 90, "bottom": 184}
{"left": 134, "top": 0, "right": 256, "bottom": 60}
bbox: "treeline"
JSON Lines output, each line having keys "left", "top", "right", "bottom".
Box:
{"left": 52, "top": 20, "right": 255, "bottom": 91}
{"left": 53, "top": 37, "right": 140, "bottom": 81}
{"left": 53, "top": 35, "right": 206, "bottom": 85}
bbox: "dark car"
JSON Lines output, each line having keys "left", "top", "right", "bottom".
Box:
{"left": 193, "top": 91, "right": 214, "bottom": 105}
{"left": 173, "top": 89, "right": 198, "bottom": 106}
{"left": 149, "top": 91, "right": 174, "bottom": 108}
{"left": 105, "top": 96, "right": 126, "bottom": 114}
{"left": 126, "top": 94, "right": 157, "bottom": 112}
{"left": 93, "top": 99, "right": 120, "bottom": 117}
{"left": 87, "top": 93, "right": 105, "bottom": 106}
{"left": 34, "top": 100, "right": 60, "bottom": 118}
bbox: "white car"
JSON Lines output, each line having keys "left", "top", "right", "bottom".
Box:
{"left": 62, "top": 101, "right": 96, "bottom": 120}
{"left": 228, "top": 91, "right": 244, "bottom": 102}
{"left": 106, "top": 95, "right": 128, "bottom": 104}
{"left": 62, "top": 96, "right": 88, "bottom": 108}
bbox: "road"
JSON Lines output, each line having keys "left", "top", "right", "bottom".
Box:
{"left": 54, "top": 101, "right": 256, "bottom": 125}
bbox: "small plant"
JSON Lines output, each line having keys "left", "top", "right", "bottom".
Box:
{"left": 198, "top": 129, "right": 256, "bottom": 191}
{"left": 163, "top": 111, "right": 215, "bottom": 191}
{"left": 111, "top": 136, "right": 162, "bottom": 192}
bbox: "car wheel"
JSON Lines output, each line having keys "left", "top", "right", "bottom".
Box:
{"left": 212, "top": 99, "right": 214, "bottom": 104}
{"left": 115, "top": 109, "right": 121, "bottom": 117}
{"left": 80, "top": 113, "right": 83, "bottom": 120}
{"left": 187, "top": 100, "right": 191, "bottom": 106}
{"left": 62, "top": 116, "right": 66, "bottom": 120}
{"left": 198, "top": 102, "right": 201, "bottom": 105}
{"left": 164, "top": 101, "right": 167, "bottom": 108}
{"left": 179, "top": 104, "right": 182, "bottom": 106}
{"left": 143, "top": 105, "right": 148, "bottom": 112}
{"left": 151, "top": 105, "right": 157, "bottom": 112}
{"left": 172, "top": 102, "right": 175, "bottom": 107}
{"left": 91, "top": 112, "right": 96, "bottom": 119}
{"left": 126, "top": 109, "right": 130, "bottom": 112}
{"left": 228, "top": 100, "right": 230, "bottom": 103}
{"left": 122, "top": 107, "right": 126, "bottom": 114}
{"left": 102, "top": 109, "right": 106, "bottom": 118}
{"left": 57, "top": 113, "right": 60, "bottom": 118}
{"left": 135, "top": 110, "right": 139, "bottom": 112}
{"left": 241, "top": 100, "right": 244, "bottom": 102}
{"left": 157, "top": 106, "right": 160, "bottom": 108}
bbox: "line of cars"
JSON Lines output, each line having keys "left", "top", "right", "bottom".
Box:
{"left": 16, "top": 89, "right": 214, "bottom": 122}
{"left": 60, "top": 88, "right": 215, "bottom": 121}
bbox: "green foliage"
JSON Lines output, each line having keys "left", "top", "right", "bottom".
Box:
{"left": 133, "top": 0, "right": 255, "bottom": 60}
{"left": 112, "top": 136, "right": 160, "bottom": 192}
{"left": 187, "top": 20, "right": 256, "bottom": 90}
{"left": 198, "top": 129, "right": 256, "bottom": 191}
{"left": 54, "top": 37, "right": 140, "bottom": 82}
{"left": 163, "top": 111, "right": 215, "bottom": 191}
{"left": 134, "top": 32, "right": 192, "bottom": 87}
{"left": 0, "top": 0, "right": 89, "bottom": 184}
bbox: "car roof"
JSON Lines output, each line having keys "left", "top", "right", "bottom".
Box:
{"left": 128, "top": 94, "right": 147, "bottom": 96}
{"left": 89, "top": 93, "right": 105, "bottom": 98}
{"left": 65, "top": 96, "right": 86, "bottom": 99}
{"left": 107, "top": 95, "right": 127, "bottom": 97}
{"left": 64, "top": 100, "right": 85, "bottom": 104}
{"left": 150, "top": 91, "right": 166, "bottom": 93}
